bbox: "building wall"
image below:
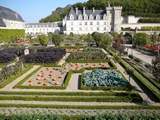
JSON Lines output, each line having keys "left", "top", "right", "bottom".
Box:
{"left": 63, "top": 6, "right": 122, "bottom": 35}
{"left": 25, "top": 22, "right": 61, "bottom": 35}
{"left": 2, "top": 18, "right": 24, "bottom": 29}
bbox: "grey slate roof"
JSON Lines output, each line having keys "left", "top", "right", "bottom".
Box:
{"left": 0, "top": 18, "right": 6, "bottom": 27}
{"left": 67, "top": 8, "right": 106, "bottom": 20}
{"left": 0, "top": 6, "right": 24, "bottom": 22}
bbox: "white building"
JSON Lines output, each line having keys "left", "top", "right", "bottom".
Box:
{"left": 63, "top": 6, "right": 122, "bottom": 35}
{"left": 25, "top": 22, "right": 62, "bottom": 35}
{"left": 0, "top": 6, "right": 25, "bottom": 29}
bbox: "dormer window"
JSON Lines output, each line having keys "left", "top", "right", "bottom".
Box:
{"left": 70, "top": 14, "right": 74, "bottom": 20}
{"left": 103, "top": 14, "right": 107, "bottom": 20}
{"left": 78, "top": 15, "right": 83, "bottom": 20}
{"left": 89, "top": 15, "right": 93, "bottom": 20}
{"left": 96, "top": 15, "right": 100, "bottom": 20}
{"left": 84, "top": 15, "right": 88, "bottom": 20}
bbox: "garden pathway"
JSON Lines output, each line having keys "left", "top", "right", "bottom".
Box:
{"left": 1, "top": 65, "right": 40, "bottom": 91}
{"left": 58, "top": 53, "right": 70, "bottom": 66}
{"left": 128, "top": 48, "right": 154, "bottom": 64}
{"left": 110, "top": 58, "right": 154, "bottom": 104}
{"left": 66, "top": 73, "right": 80, "bottom": 90}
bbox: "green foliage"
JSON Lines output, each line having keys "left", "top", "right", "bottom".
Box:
{"left": 92, "top": 32, "right": 112, "bottom": 48}
{"left": 133, "top": 33, "right": 152, "bottom": 46}
{"left": 0, "top": 64, "right": 32, "bottom": 88}
{"left": 66, "top": 48, "right": 108, "bottom": 63}
{"left": 0, "top": 29, "right": 25, "bottom": 43}
{"left": 1, "top": 110, "right": 160, "bottom": 120}
{"left": 139, "top": 18, "right": 160, "bottom": 23}
{"left": 37, "top": 35, "right": 49, "bottom": 46}
{"left": 48, "top": 33, "right": 63, "bottom": 46}
{"left": 141, "top": 26, "right": 160, "bottom": 31}
{"left": 40, "top": 7, "right": 70, "bottom": 22}
{"left": 40, "top": 0, "right": 160, "bottom": 22}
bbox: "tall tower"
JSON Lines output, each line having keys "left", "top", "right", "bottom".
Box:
{"left": 113, "top": 7, "right": 122, "bottom": 33}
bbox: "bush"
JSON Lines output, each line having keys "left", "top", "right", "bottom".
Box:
{"left": 23, "top": 48, "right": 66, "bottom": 63}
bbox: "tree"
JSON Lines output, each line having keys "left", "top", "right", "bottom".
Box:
{"left": 37, "top": 35, "right": 48, "bottom": 46}
{"left": 112, "top": 34, "right": 125, "bottom": 55}
{"left": 48, "top": 33, "right": 63, "bottom": 46}
{"left": 152, "top": 56, "right": 160, "bottom": 81}
{"left": 133, "top": 33, "right": 151, "bottom": 47}
{"left": 92, "top": 32, "right": 112, "bottom": 48}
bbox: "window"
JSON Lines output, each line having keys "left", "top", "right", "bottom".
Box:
{"left": 97, "top": 27, "right": 99, "bottom": 31}
{"left": 97, "top": 22, "right": 99, "bottom": 25}
{"left": 104, "top": 22, "right": 106, "bottom": 25}
{"left": 104, "top": 27, "right": 106, "bottom": 31}
{"left": 79, "top": 22, "right": 82, "bottom": 25}
{"left": 90, "top": 22, "right": 93, "bottom": 25}
{"left": 71, "top": 27, "right": 73, "bottom": 31}
{"left": 85, "top": 22, "right": 88, "bottom": 25}
{"left": 79, "top": 27, "right": 82, "bottom": 31}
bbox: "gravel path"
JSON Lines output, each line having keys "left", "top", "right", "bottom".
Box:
{"left": 128, "top": 48, "right": 154, "bottom": 64}
{"left": 66, "top": 73, "right": 80, "bottom": 90}
{"left": 1, "top": 65, "right": 40, "bottom": 91}
{"left": 111, "top": 58, "right": 154, "bottom": 104}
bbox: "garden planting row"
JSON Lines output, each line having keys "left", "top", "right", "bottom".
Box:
{"left": 124, "top": 58, "right": 160, "bottom": 90}
{"left": 0, "top": 63, "right": 32, "bottom": 88}
{"left": 0, "top": 94, "right": 142, "bottom": 102}
{"left": 66, "top": 48, "right": 108, "bottom": 63}
{"left": 14, "top": 68, "right": 72, "bottom": 89}
{"left": 0, "top": 103, "right": 159, "bottom": 109}
{"left": 1, "top": 110, "right": 160, "bottom": 120}
{"left": 115, "top": 55, "right": 160, "bottom": 102}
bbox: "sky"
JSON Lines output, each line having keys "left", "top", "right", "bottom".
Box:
{"left": 0, "top": 0, "right": 87, "bottom": 23}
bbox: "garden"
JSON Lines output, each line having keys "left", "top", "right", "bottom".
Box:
{"left": 66, "top": 48, "right": 108, "bottom": 63}
{"left": 80, "top": 69, "right": 130, "bottom": 90}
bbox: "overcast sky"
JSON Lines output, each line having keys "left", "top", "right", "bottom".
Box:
{"left": 0, "top": 0, "right": 87, "bottom": 23}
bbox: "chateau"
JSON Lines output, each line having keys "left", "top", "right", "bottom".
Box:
{"left": 62, "top": 6, "right": 122, "bottom": 34}
{"left": 0, "top": 5, "right": 160, "bottom": 35}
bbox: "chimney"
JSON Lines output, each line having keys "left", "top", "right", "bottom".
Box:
{"left": 75, "top": 7, "right": 78, "bottom": 15}
{"left": 92, "top": 7, "right": 95, "bottom": 13}
{"left": 83, "top": 7, "right": 86, "bottom": 15}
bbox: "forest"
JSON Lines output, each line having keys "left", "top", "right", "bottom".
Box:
{"left": 40, "top": 0, "right": 160, "bottom": 23}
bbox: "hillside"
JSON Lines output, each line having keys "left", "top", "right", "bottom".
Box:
{"left": 39, "top": 0, "right": 160, "bottom": 23}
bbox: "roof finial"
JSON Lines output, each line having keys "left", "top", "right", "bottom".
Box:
{"left": 108, "top": 1, "right": 110, "bottom": 7}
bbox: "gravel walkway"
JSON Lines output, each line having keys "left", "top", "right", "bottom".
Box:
{"left": 66, "top": 73, "right": 80, "bottom": 90}
{"left": 1, "top": 65, "right": 40, "bottom": 91}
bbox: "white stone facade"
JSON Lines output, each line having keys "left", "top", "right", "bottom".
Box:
{"left": 25, "top": 22, "right": 61, "bottom": 35}
{"left": 0, "top": 18, "right": 25, "bottom": 29}
{"left": 63, "top": 6, "right": 122, "bottom": 35}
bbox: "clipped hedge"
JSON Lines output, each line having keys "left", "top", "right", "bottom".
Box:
{"left": 0, "top": 94, "right": 142, "bottom": 103}
{"left": 116, "top": 56, "right": 160, "bottom": 101}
